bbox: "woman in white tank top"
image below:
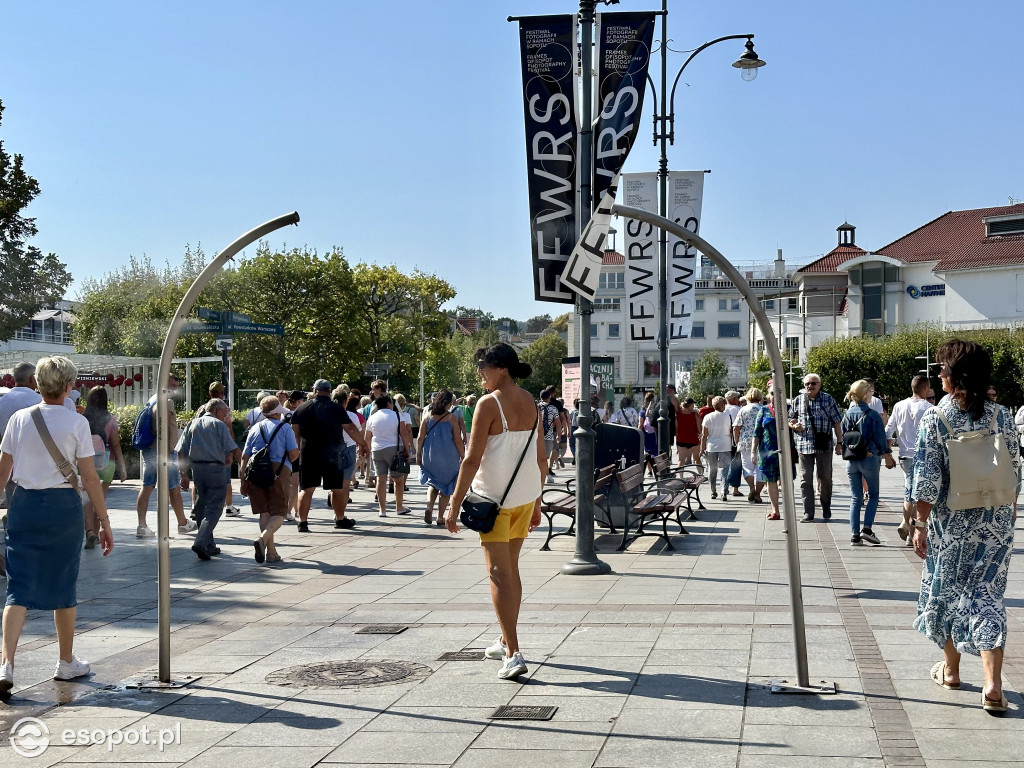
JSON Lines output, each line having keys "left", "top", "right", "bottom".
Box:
{"left": 446, "top": 344, "right": 547, "bottom": 681}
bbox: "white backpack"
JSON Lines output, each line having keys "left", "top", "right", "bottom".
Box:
{"left": 934, "top": 409, "right": 1016, "bottom": 511}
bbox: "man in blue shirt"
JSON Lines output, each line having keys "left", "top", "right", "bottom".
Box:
{"left": 788, "top": 373, "right": 843, "bottom": 522}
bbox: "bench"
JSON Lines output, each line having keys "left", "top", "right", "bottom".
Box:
{"left": 539, "top": 464, "right": 615, "bottom": 551}
{"left": 651, "top": 453, "right": 707, "bottom": 523}
{"left": 614, "top": 463, "right": 689, "bottom": 551}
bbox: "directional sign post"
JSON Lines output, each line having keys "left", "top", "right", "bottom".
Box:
{"left": 184, "top": 310, "right": 285, "bottom": 405}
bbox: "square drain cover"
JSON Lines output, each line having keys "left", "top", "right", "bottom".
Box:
{"left": 438, "top": 651, "right": 484, "bottom": 661}
{"left": 489, "top": 705, "right": 558, "bottom": 721}
{"left": 355, "top": 625, "right": 408, "bottom": 635}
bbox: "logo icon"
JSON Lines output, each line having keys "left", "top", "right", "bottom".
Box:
{"left": 906, "top": 285, "right": 921, "bottom": 299}
{"left": 9, "top": 717, "right": 50, "bottom": 757}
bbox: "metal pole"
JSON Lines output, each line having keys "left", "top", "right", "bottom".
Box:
{"left": 656, "top": 0, "right": 671, "bottom": 453}
{"left": 563, "top": 0, "right": 609, "bottom": 576}
{"left": 152, "top": 212, "right": 299, "bottom": 686}
{"left": 612, "top": 203, "right": 835, "bottom": 695}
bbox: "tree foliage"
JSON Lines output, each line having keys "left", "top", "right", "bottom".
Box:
{"left": 0, "top": 100, "right": 72, "bottom": 339}
{"left": 689, "top": 349, "right": 728, "bottom": 405}
{"left": 520, "top": 332, "right": 567, "bottom": 396}
{"left": 747, "top": 354, "right": 772, "bottom": 391}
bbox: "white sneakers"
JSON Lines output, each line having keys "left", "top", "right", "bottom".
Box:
{"left": 224, "top": 506, "right": 243, "bottom": 517}
{"left": 54, "top": 655, "right": 91, "bottom": 681}
{"left": 178, "top": 520, "right": 198, "bottom": 534}
{"left": 136, "top": 525, "right": 155, "bottom": 538}
{"left": 0, "top": 660, "right": 13, "bottom": 693}
{"left": 483, "top": 637, "right": 507, "bottom": 660}
{"left": 498, "top": 652, "right": 528, "bottom": 680}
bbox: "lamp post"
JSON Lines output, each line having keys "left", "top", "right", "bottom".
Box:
{"left": 652, "top": 1, "right": 764, "bottom": 454}
{"left": 563, "top": 0, "right": 614, "bottom": 576}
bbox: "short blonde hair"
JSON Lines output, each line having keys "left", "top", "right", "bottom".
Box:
{"left": 395, "top": 393, "right": 406, "bottom": 407}
{"left": 745, "top": 387, "right": 763, "bottom": 403}
{"left": 712, "top": 396, "right": 726, "bottom": 411}
{"left": 847, "top": 379, "right": 872, "bottom": 403}
{"left": 36, "top": 356, "right": 77, "bottom": 400}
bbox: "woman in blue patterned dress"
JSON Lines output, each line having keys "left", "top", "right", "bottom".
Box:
{"left": 912, "top": 340, "right": 1020, "bottom": 712}
{"left": 752, "top": 391, "right": 783, "bottom": 521}
{"left": 417, "top": 390, "right": 464, "bottom": 526}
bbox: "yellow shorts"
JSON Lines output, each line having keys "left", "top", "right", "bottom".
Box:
{"left": 479, "top": 499, "right": 536, "bottom": 544}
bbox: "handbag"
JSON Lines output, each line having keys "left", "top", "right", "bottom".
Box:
{"left": 934, "top": 409, "right": 1016, "bottom": 511}
{"left": 390, "top": 450, "right": 411, "bottom": 475}
{"left": 460, "top": 411, "right": 538, "bottom": 533}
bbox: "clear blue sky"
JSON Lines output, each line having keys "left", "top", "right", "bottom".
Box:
{"left": 3, "top": 0, "right": 1022, "bottom": 320}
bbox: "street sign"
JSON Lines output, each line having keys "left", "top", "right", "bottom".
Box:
{"left": 222, "top": 321, "right": 284, "bottom": 335}
{"left": 181, "top": 321, "right": 218, "bottom": 333}
{"left": 364, "top": 363, "right": 392, "bottom": 377}
{"left": 197, "top": 308, "right": 222, "bottom": 322}
{"left": 226, "top": 311, "right": 251, "bottom": 324}
{"left": 215, "top": 335, "right": 234, "bottom": 351}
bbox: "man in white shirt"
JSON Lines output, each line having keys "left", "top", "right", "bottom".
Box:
{"left": 885, "top": 375, "right": 933, "bottom": 545}
{"left": 700, "top": 397, "right": 734, "bottom": 499}
{"left": 0, "top": 362, "right": 44, "bottom": 504}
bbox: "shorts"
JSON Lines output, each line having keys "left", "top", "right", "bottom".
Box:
{"left": 675, "top": 441, "right": 699, "bottom": 449}
{"left": 250, "top": 466, "right": 291, "bottom": 517}
{"left": 97, "top": 459, "right": 116, "bottom": 485}
{"left": 141, "top": 449, "right": 181, "bottom": 488}
{"left": 479, "top": 499, "right": 536, "bottom": 544}
{"left": 740, "top": 447, "right": 764, "bottom": 481}
{"left": 899, "top": 456, "right": 915, "bottom": 503}
{"left": 299, "top": 451, "right": 347, "bottom": 491}
{"left": 544, "top": 438, "right": 556, "bottom": 457}
{"left": 372, "top": 446, "right": 408, "bottom": 477}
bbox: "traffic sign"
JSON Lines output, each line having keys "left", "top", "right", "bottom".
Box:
{"left": 226, "top": 311, "right": 251, "bottom": 324}
{"left": 222, "top": 321, "right": 284, "bottom": 335}
{"left": 181, "top": 321, "right": 218, "bottom": 333}
{"left": 197, "top": 308, "right": 222, "bottom": 322}
{"left": 364, "top": 362, "right": 392, "bottom": 376}
{"left": 215, "top": 335, "right": 234, "bottom": 351}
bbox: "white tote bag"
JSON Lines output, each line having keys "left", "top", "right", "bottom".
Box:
{"left": 935, "top": 410, "right": 1016, "bottom": 511}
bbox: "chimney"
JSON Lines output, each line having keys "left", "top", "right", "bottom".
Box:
{"left": 774, "top": 248, "right": 786, "bottom": 278}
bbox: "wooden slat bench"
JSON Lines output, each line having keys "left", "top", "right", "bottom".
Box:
{"left": 614, "top": 463, "right": 688, "bottom": 551}
{"left": 651, "top": 453, "right": 707, "bottom": 522}
{"left": 539, "top": 464, "right": 616, "bottom": 551}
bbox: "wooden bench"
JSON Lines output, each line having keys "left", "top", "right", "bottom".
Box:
{"left": 539, "top": 464, "right": 616, "bottom": 551}
{"left": 614, "top": 463, "right": 689, "bottom": 551}
{"left": 651, "top": 453, "right": 707, "bottom": 523}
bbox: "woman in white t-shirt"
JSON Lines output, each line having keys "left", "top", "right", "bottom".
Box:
{"left": 700, "top": 396, "right": 734, "bottom": 499}
{"left": 365, "top": 395, "right": 413, "bottom": 518}
{"left": 0, "top": 356, "right": 115, "bottom": 693}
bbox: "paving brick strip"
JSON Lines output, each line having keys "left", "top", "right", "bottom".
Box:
{"left": 819, "top": 517, "right": 925, "bottom": 767}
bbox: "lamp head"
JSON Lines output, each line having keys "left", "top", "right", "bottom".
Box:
{"left": 733, "top": 38, "right": 765, "bottom": 81}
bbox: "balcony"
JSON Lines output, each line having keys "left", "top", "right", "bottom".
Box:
{"left": 11, "top": 328, "right": 74, "bottom": 346}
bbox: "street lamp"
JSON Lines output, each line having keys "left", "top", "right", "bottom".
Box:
{"left": 652, "top": 2, "right": 764, "bottom": 456}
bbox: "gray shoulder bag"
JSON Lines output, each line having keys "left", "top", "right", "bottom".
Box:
{"left": 30, "top": 405, "right": 82, "bottom": 492}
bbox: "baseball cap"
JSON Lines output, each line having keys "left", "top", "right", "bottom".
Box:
{"left": 684, "top": 397, "right": 695, "bottom": 405}
{"left": 314, "top": 379, "right": 332, "bottom": 392}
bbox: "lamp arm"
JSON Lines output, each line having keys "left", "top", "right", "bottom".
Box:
{"left": 668, "top": 34, "right": 754, "bottom": 127}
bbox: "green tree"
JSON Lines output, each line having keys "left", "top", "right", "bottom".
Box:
{"left": 689, "top": 349, "right": 728, "bottom": 405}
{"left": 747, "top": 354, "right": 772, "bottom": 390}
{"left": 0, "top": 100, "right": 72, "bottom": 339}
{"left": 524, "top": 314, "right": 553, "bottom": 334}
{"left": 520, "top": 332, "right": 567, "bottom": 395}
{"left": 549, "top": 312, "right": 570, "bottom": 333}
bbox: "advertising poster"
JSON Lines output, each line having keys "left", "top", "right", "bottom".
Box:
{"left": 561, "top": 356, "right": 615, "bottom": 405}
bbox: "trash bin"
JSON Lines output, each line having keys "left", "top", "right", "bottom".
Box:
{"left": 594, "top": 422, "right": 644, "bottom": 529}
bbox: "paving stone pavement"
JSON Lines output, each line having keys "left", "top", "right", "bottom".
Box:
{"left": 1, "top": 455, "right": 1023, "bottom": 766}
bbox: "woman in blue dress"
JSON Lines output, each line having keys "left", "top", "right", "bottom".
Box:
{"left": 417, "top": 389, "right": 465, "bottom": 526}
{"left": 912, "top": 340, "right": 1020, "bottom": 712}
{"left": 752, "top": 391, "right": 784, "bottom": 521}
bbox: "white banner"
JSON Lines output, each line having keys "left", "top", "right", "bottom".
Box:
{"left": 666, "top": 171, "right": 704, "bottom": 339}
{"left": 623, "top": 172, "right": 658, "bottom": 342}
{"left": 560, "top": 178, "right": 618, "bottom": 301}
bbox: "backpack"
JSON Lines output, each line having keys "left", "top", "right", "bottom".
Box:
{"left": 934, "top": 409, "right": 1016, "bottom": 510}
{"left": 841, "top": 411, "right": 868, "bottom": 461}
{"left": 243, "top": 421, "right": 287, "bottom": 489}
{"left": 131, "top": 404, "right": 157, "bottom": 450}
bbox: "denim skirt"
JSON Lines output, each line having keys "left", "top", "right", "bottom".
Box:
{"left": 4, "top": 487, "right": 84, "bottom": 610}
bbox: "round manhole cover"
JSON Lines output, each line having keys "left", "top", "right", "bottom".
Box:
{"left": 266, "top": 660, "right": 433, "bottom": 689}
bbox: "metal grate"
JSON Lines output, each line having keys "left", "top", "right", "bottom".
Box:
{"left": 267, "top": 660, "right": 432, "bottom": 689}
{"left": 438, "top": 651, "right": 485, "bottom": 661}
{"left": 355, "top": 625, "right": 408, "bottom": 635}
{"left": 489, "top": 705, "right": 558, "bottom": 721}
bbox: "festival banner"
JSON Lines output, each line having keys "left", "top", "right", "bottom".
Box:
{"left": 593, "top": 12, "right": 656, "bottom": 203}
{"left": 622, "top": 171, "right": 658, "bottom": 342}
{"left": 560, "top": 176, "right": 618, "bottom": 301}
{"left": 666, "top": 171, "right": 704, "bottom": 339}
{"left": 518, "top": 15, "right": 579, "bottom": 304}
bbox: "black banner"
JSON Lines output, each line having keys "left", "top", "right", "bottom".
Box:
{"left": 593, "top": 12, "right": 656, "bottom": 203}
{"left": 519, "top": 15, "right": 578, "bottom": 304}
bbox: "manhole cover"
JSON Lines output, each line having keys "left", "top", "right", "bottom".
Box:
{"left": 355, "top": 624, "right": 409, "bottom": 635}
{"left": 489, "top": 705, "right": 558, "bottom": 720}
{"left": 266, "top": 660, "right": 432, "bottom": 689}
{"left": 438, "top": 651, "right": 484, "bottom": 661}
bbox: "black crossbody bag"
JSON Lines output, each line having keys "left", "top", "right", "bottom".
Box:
{"left": 460, "top": 413, "right": 538, "bottom": 533}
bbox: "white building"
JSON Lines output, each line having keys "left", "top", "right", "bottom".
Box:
{"left": 568, "top": 251, "right": 797, "bottom": 392}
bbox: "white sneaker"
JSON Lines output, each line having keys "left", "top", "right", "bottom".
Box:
{"left": 178, "top": 520, "right": 198, "bottom": 534}
{"left": 54, "top": 654, "right": 91, "bottom": 680}
{"left": 136, "top": 525, "right": 155, "bottom": 538}
{"left": 483, "top": 637, "right": 507, "bottom": 660}
{"left": 0, "top": 660, "right": 13, "bottom": 693}
{"left": 378, "top": 510, "right": 387, "bottom": 518}
{"left": 224, "top": 506, "right": 242, "bottom": 517}
{"left": 497, "top": 651, "right": 527, "bottom": 680}
{"left": 284, "top": 512, "right": 296, "bottom": 523}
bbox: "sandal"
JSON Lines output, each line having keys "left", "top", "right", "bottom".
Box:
{"left": 767, "top": 511, "right": 781, "bottom": 520}
{"left": 930, "top": 661, "right": 960, "bottom": 690}
{"left": 982, "top": 691, "right": 1008, "bottom": 712}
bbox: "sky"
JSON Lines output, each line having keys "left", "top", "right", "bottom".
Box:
{"left": 3, "top": 0, "right": 1023, "bottom": 322}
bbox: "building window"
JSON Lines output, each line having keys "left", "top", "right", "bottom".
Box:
{"left": 691, "top": 321, "right": 705, "bottom": 338}
{"left": 731, "top": 299, "right": 740, "bottom": 311}
{"left": 599, "top": 273, "right": 607, "bottom": 290}
{"left": 763, "top": 299, "right": 775, "bottom": 311}
{"left": 785, "top": 336, "right": 799, "bottom": 359}
{"left": 756, "top": 339, "right": 766, "bottom": 355}
{"left": 600, "top": 272, "right": 624, "bottom": 290}
{"left": 695, "top": 299, "right": 704, "bottom": 311}
{"left": 787, "top": 298, "right": 798, "bottom": 311}
{"left": 608, "top": 323, "right": 620, "bottom": 338}
{"left": 595, "top": 298, "right": 620, "bottom": 312}
{"left": 590, "top": 324, "right": 599, "bottom": 339}
{"left": 858, "top": 260, "right": 896, "bottom": 337}
{"left": 718, "top": 322, "right": 740, "bottom": 338}
{"left": 718, "top": 298, "right": 727, "bottom": 311}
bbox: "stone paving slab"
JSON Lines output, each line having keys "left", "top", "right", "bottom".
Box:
{"left": 2, "top": 460, "right": 1023, "bottom": 766}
